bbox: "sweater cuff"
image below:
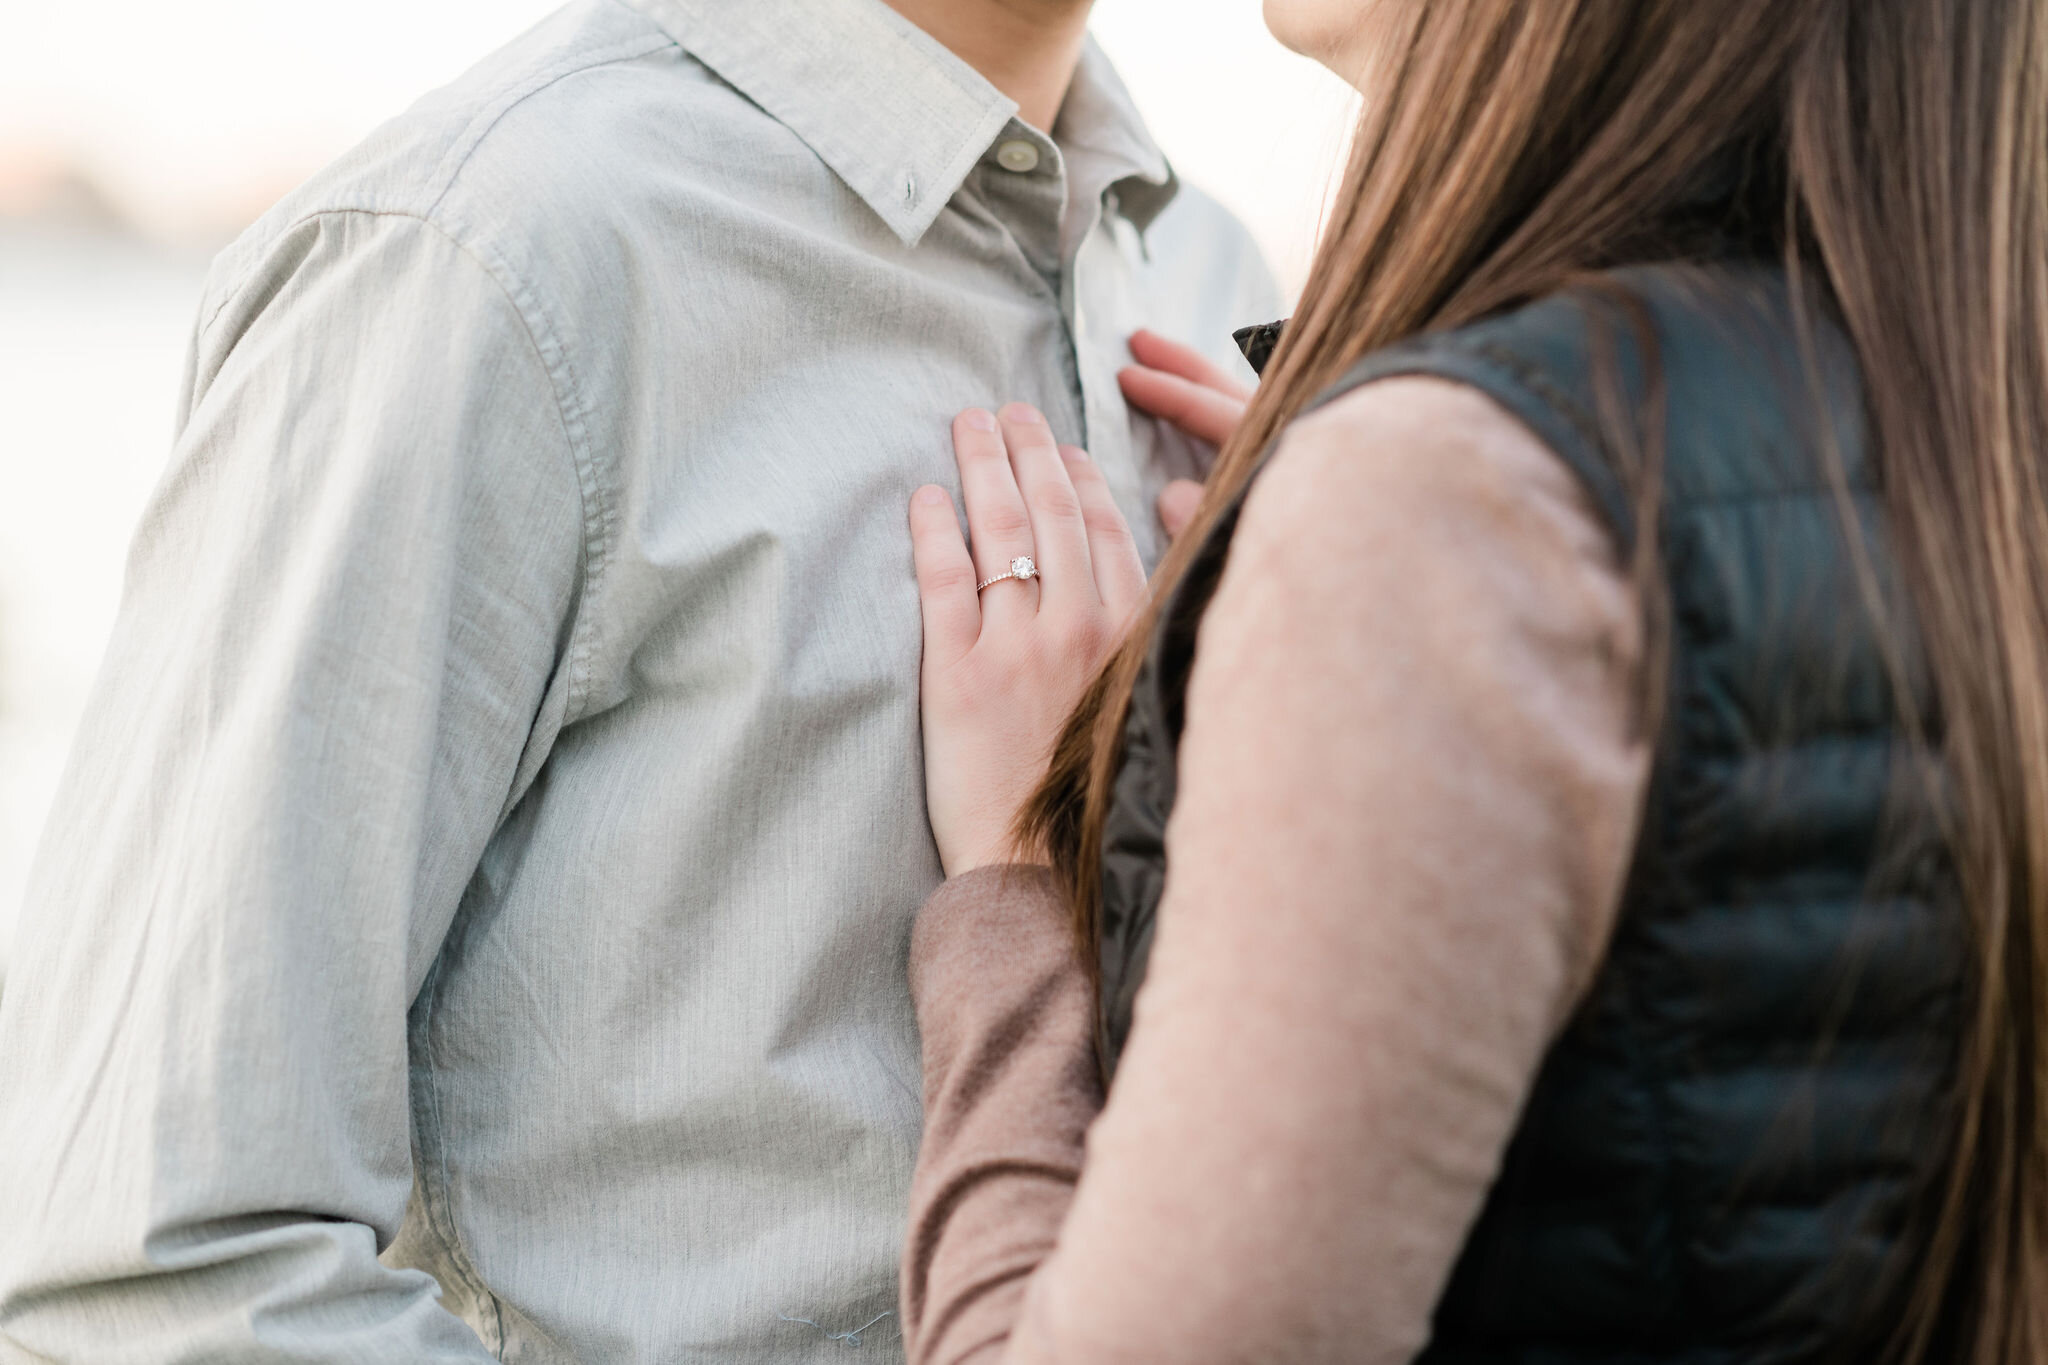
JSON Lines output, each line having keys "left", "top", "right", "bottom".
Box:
{"left": 908, "top": 864, "right": 1069, "bottom": 1011}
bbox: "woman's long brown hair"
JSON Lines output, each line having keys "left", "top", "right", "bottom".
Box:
{"left": 1022, "top": 0, "right": 2048, "bottom": 1358}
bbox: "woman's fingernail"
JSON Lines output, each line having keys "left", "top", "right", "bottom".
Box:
{"left": 1000, "top": 403, "right": 1044, "bottom": 426}
{"left": 915, "top": 485, "right": 948, "bottom": 506}
{"left": 962, "top": 409, "right": 997, "bottom": 433}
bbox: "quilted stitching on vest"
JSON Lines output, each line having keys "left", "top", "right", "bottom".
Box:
{"left": 1098, "top": 264, "right": 1966, "bottom": 1363}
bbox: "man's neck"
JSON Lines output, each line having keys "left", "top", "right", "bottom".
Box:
{"left": 880, "top": 0, "right": 1095, "bottom": 134}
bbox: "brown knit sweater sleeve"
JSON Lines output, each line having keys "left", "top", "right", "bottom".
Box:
{"left": 903, "top": 866, "right": 1100, "bottom": 1364}
{"left": 900, "top": 377, "right": 1652, "bottom": 1365}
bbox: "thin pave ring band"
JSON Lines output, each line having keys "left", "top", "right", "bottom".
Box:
{"left": 976, "top": 555, "right": 1038, "bottom": 593}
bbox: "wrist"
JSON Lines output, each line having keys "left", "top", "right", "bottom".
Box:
{"left": 938, "top": 830, "right": 1049, "bottom": 881}
{"left": 940, "top": 848, "right": 1032, "bottom": 880}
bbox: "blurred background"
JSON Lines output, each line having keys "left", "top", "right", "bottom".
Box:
{"left": 0, "top": 0, "right": 1357, "bottom": 980}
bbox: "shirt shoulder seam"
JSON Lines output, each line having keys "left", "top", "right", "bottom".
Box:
{"left": 200, "top": 205, "right": 614, "bottom": 725}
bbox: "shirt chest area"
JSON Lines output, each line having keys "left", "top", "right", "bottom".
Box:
{"left": 571, "top": 217, "right": 1186, "bottom": 715}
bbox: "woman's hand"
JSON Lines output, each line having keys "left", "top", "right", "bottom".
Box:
{"left": 910, "top": 404, "right": 1146, "bottom": 877}
{"left": 1119, "top": 328, "right": 1253, "bottom": 540}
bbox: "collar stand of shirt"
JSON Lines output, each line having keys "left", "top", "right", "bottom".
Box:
{"left": 627, "top": 0, "right": 1177, "bottom": 249}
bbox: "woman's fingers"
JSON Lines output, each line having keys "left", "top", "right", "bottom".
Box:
{"left": 909, "top": 485, "right": 982, "bottom": 666}
{"left": 1123, "top": 330, "right": 1254, "bottom": 449}
{"left": 1129, "top": 328, "right": 1252, "bottom": 400}
{"left": 999, "top": 403, "right": 1095, "bottom": 610}
{"left": 1064, "top": 446, "right": 1146, "bottom": 618}
{"left": 1118, "top": 365, "right": 1249, "bottom": 448}
{"left": 954, "top": 408, "right": 1039, "bottom": 622}
{"left": 1158, "top": 479, "right": 1205, "bottom": 542}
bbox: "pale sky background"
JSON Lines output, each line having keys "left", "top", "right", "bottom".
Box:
{"left": 0, "top": 0, "right": 1359, "bottom": 975}
{"left": 0, "top": 0, "right": 1359, "bottom": 276}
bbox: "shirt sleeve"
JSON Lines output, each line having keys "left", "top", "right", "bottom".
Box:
{"left": 0, "top": 209, "right": 588, "bottom": 1361}
{"left": 900, "top": 377, "right": 1652, "bottom": 1365}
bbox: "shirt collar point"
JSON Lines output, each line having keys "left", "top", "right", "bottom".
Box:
{"left": 881, "top": 202, "right": 945, "bottom": 249}
{"left": 1112, "top": 159, "right": 1179, "bottom": 235}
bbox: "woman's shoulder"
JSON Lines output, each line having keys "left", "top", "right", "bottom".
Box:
{"left": 1293, "top": 260, "right": 1849, "bottom": 537}
{"left": 1268, "top": 375, "right": 1609, "bottom": 565}
{"left": 1217, "top": 373, "right": 1639, "bottom": 731}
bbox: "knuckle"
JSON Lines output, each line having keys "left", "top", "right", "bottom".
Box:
{"left": 979, "top": 505, "right": 1033, "bottom": 540}
{"left": 925, "top": 562, "right": 976, "bottom": 595}
{"left": 1031, "top": 485, "right": 1084, "bottom": 521}
{"left": 1056, "top": 615, "right": 1110, "bottom": 664}
{"left": 1083, "top": 507, "right": 1134, "bottom": 543}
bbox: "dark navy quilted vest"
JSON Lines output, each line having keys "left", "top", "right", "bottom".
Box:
{"left": 1098, "top": 264, "right": 1965, "bottom": 1362}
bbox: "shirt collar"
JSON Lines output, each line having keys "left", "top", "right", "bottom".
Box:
{"left": 623, "top": 0, "right": 1177, "bottom": 246}
{"left": 1054, "top": 39, "right": 1176, "bottom": 235}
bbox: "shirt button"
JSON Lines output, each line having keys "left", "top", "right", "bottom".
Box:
{"left": 995, "top": 140, "right": 1042, "bottom": 174}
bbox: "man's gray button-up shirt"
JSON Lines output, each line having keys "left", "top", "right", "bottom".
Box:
{"left": 0, "top": 0, "right": 1278, "bottom": 1360}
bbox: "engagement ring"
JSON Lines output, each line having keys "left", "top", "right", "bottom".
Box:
{"left": 976, "top": 556, "right": 1037, "bottom": 593}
